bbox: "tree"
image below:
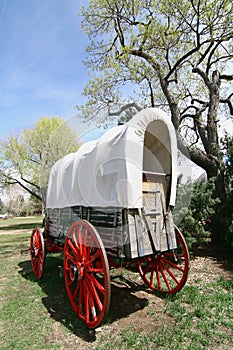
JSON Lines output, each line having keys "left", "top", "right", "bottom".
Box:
{"left": 10, "top": 195, "right": 25, "bottom": 216}
{"left": 0, "top": 116, "right": 79, "bottom": 210}
{"left": 80, "top": 0, "right": 233, "bottom": 196}
{"left": 0, "top": 198, "right": 4, "bottom": 213}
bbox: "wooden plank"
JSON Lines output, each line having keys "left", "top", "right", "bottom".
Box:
{"left": 135, "top": 214, "right": 153, "bottom": 257}
{"left": 143, "top": 215, "right": 160, "bottom": 252}
{"left": 127, "top": 214, "right": 139, "bottom": 258}
{"left": 164, "top": 211, "right": 177, "bottom": 251}
{"left": 95, "top": 225, "right": 124, "bottom": 248}
{"left": 160, "top": 226, "right": 169, "bottom": 252}
{"left": 142, "top": 171, "right": 167, "bottom": 211}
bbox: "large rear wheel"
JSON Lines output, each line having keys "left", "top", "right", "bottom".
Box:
{"left": 64, "top": 220, "right": 111, "bottom": 329}
{"left": 138, "top": 226, "right": 189, "bottom": 294}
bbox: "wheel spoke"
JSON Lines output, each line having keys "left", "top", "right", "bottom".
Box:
{"left": 87, "top": 277, "right": 103, "bottom": 312}
{"left": 67, "top": 239, "right": 79, "bottom": 259}
{"left": 86, "top": 237, "right": 94, "bottom": 260}
{"left": 149, "top": 263, "right": 155, "bottom": 286}
{"left": 144, "top": 261, "right": 152, "bottom": 275}
{"left": 84, "top": 282, "right": 90, "bottom": 324}
{"left": 141, "top": 259, "right": 152, "bottom": 277}
{"left": 78, "top": 225, "right": 83, "bottom": 256}
{"left": 161, "top": 260, "right": 179, "bottom": 285}
{"left": 72, "top": 228, "right": 79, "bottom": 249}
{"left": 73, "top": 280, "right": 80, "bottom": 300}
{"left": 82, "top": 229, "right": 87, "bottom": 260}
{"left": 65, "top": 251, "right": 77, "bottom": 265}
{"left": 163, "top": 257, "right": 184, "bottom": 272}
{"left": 155, "top": 262, "right": 161, "bottom": 290}
{"left": 78, "top": 282, "right": 84, "bottom": 317}
{"left": 159, "top": 264, "right": 172, "bottom": 291}
{"left": 67, "top": 279, "right": 74, "bottom": 288}
{"left": 85, "top": 280, "right": 97, "bottom": 323}
{"left": 89, "top": 249, "right": 101, "bottom": 265}
{"left": 88, "top": 267, "right": 104, "bottom": 273}
{"left": 89, "top": 273, "right": 105, "bottom": 294}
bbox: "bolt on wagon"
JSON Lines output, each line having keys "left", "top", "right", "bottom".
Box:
{"left": 30, "top": 108, "right": 189, "bottom": 329}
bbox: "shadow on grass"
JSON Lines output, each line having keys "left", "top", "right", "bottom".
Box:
{"left": 18, "top": 255, "right": 149, "bottom": 343}
{"left": 192, "top": 241, "right": 233, "bottom": 279}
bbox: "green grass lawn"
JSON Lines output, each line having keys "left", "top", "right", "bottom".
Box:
{"left": 0, "top": 232, "right": 88, "bottom": 350}
{"left": 0, "top": 215, "right": 43, "bottom": 231}
{"left": 0, "top": 218, "right": 232, "bottom": 349}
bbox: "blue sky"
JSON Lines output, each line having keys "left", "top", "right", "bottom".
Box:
{"left": 0, "top": 0, "right": 89, "bottom": 140}
{"left": 1, "top": 0, "right": 231, "bottom": 143}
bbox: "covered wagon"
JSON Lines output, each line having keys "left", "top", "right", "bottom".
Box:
{"left": 30, "top": 108, "right": 189, "bottom": 329}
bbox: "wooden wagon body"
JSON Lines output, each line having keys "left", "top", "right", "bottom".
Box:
{"left": 30, "top": 108, "right": 189, "bottom": 329}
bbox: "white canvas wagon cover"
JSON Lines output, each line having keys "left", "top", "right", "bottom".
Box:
{"left": 46, "top": 108, "right": 178, "bottom": 209}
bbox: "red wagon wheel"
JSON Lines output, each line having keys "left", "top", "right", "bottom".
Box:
{"left": 64, "top": 220, "right": 111, "bottom": 329}
{"left": 30, "top": 227, "right": 45, "bottom": 279}
{"left": 138, "top": 226, "right": 189, "bottom": 295}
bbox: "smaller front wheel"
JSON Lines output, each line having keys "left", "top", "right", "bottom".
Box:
{"left": 30, "top": 228, "right": 45, "bottom": 279}
{"left": 138, "top": 226, "right": 189, "bottom": 294}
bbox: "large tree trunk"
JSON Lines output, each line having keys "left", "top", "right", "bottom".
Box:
{"left": 160, "top": 67, "right": 225, "bottom": 198}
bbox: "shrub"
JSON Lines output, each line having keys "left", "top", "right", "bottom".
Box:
{"left": 218, "top": 134, "right": 233, "bottom": 249}
{"left": 174, "top": 178, "right": 220, "bottom": 248}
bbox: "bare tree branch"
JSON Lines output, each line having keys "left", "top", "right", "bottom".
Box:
{"left": 0, "top": 170, "right": 42, "bottom": 200}
{"left": 108, "top": 102, "right": 142, "bottom": 116}
{"left": 192, "top": 67, "right": 211, "bottom": 88}
{"left": 220, "top": 74, "right": 233, "bottom": 81}
{"left": 220, "top": 95, "right": 233, "bottom": 115}
{"left": 14, "top": 179, "right": 42, "bottom": 200}
{"left": 21, "top": 176, "right": 41, "bottom": 190}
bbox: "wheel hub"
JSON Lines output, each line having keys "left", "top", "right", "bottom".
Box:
{"left": 31, "top": 247, "right": 35, "bottom": 258}
{"left": 31, "top": 246, "right": 38, "bottom": 258}
{"left": 69, "top": 263, "right": 84, "bottom": 281}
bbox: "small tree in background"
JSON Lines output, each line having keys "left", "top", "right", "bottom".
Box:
{"left": 174, "top": 178, "right": 220, "bottom": 248}
{"left": 0, "top": 116, "right": 79, "bottom": 211}
{"left": 0, "top": 198, "right": 5, "bottom": 213}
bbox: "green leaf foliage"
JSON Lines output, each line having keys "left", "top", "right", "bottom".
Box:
{"left": 218, "top": 133, "right": 233, "bottom": 248}
{"left": 174, "top": 178, "right": 220, "bottom": 247}
{"left": 80, "top": 0, "right": 233, "bottom": 112}
{"left": 0, "top": 116, "right": 79, "bottom": 207}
